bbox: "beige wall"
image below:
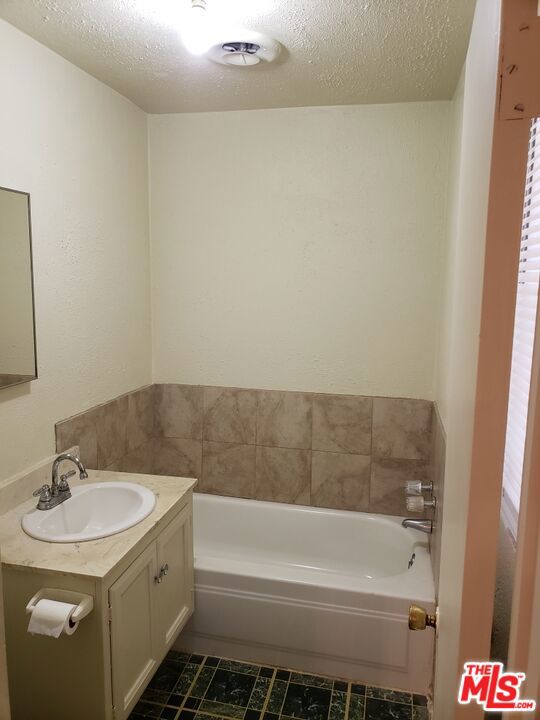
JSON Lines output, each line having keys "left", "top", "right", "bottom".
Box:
{"left": 0, "top": 191, "right": 35, "bottom": 376}
{"left": 435, "top": 70, "right": 465, "bottom": 425}
{"left": 149, "top": 102, "right": 450, "bottom": 399}
{"left": 0, "top": 19, "right": 152, "bottom": 482}
{"left": 433, "top": 0, "right": 501, "bottom": 714}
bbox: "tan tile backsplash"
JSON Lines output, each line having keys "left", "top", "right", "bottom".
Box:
{"left": 257, "top": 390, "right": 312, "bottom": 449}
{"left": 312, "top": 394, "right": 372, "bottom": 454}
{"left": 201, "top": 441, "right": 256, "bottom": 498}
{"left": 255, "top": 446, "right": 311, "bottom": 505}
{"left": 109, "top": 440, "right": 155, "bottom": 475}
{"left": 153, "top": 437, "right": 202, "bottom": 479}
{"left": 203, "top": 387, "right": 258, "bottom": 444}
{"left": 56, "top": 409, "right": 99, "bottom": 468}
{"left": 127, "top": 385, "right": 155, "bottom": 452}
{"left": 155, "top": 384, "right": 203, "bottom": 440}
{"left": 95, "top": 394, "right": 129, "bottom": 468}
{"left": 55, "top": 384, "right": 437, "bottom": 517}
{"left": 429, "top": 404, "right": 446, "bottom": 597}
{"left": 370, "top": 458, "right": 431, "bottom": 515}
{"left": 372, "top": 397, "right": 432, "bottom": 460}
{"left": 311, "top": 451, "right": 371, "bottom": 512}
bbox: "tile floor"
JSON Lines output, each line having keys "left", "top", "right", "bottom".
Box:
{"left": 128, "top": 651, "right": 429, "bottom": 720}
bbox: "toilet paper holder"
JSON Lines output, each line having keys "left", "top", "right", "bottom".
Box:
{"left": 26, "top": 588, "right": 94, "bottom": 624}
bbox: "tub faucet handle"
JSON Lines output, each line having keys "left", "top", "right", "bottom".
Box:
{"left": 406, "top": 495, "right": 436, "bottom": 513}
{"left": 404, "top": 480, "right": 433, "bottom": 496}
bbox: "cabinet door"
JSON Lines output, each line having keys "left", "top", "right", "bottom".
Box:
{"left": 109, "top": 543, "right": 159, "bottom": 719}
{"left": 155, "top": 504, "right": 194, "bottom": 650}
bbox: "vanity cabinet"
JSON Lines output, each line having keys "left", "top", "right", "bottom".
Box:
{"left": 110, "top": 505, "right": 193, "bottom": 718}
{"left": 1, "top": 481, "right": 195, "bottom": 720}
{"left": 110, "top": 543, "right": 159, "bottom": 717}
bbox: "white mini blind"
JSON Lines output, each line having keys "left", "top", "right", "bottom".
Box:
{"left": 502, "top": 117, "right": 540, "bottom": 539}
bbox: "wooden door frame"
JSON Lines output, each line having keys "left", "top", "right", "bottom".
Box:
{"left": 508, "top": 146, "right": 540, "bottom": 692}
{"left": 457, "top": 0, "right": 540, "bottom": 716}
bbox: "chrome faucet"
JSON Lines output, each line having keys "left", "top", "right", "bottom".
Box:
{"left": 32, "top": 453, "right": 88, "bottom": 511}
{"left": 51, "top": 452, "right": 88, "bottom": 494}
{"left": 402, "top": 518, "right": 433, "bottom": 534}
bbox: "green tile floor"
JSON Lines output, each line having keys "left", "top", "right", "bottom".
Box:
{"left": 129, "top": 651, "right": 429, "bottom": 720}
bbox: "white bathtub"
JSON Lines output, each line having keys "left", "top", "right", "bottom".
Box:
{"left": 178, "top": 493, "right": 435, "bottom": 694}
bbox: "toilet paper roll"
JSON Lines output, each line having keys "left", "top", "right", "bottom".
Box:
{"left": 27, "top": 599, "right": 79, "bottom": 638}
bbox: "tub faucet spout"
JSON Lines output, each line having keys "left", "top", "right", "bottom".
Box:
{"left": 402, "top": 518, "right": 432, "bottom": 534}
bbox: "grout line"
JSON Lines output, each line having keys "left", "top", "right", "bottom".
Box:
{"left": 176, "top": 655, "right": 214, "bottom": 714}
{"left": 279, "top": 678, "right": 290, "bottom": 716}
{"left": 244, "top": 665, "right": 266, "bottom": 711}
{"left": 343, "top": 682, "right": 351, "bottom": 720}
{"left": 255, "top": 389, "right": 260, "bottom": 447}
{"left": 259, "top": 667, "right": 277, "bottom": 717}
{"left": 368, "top": 396, "right": 374, "bottom": 514}
{"left": 324, "top": 687, "right": 332, "bottom": 720}
{"left": 200, "top": 436, "right": 204, "bottom": 490}
{"left": 309, "top": 392, "right": 314, "bottom": 506}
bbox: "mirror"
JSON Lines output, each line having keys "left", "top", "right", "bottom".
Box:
{"left": 0, "top": 187, "right": 37, "bottom": 389}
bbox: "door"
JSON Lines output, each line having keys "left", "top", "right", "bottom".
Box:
{"left": 109, "top": 543, "right": 159, "bottom": 719}
{"left": 155, "top": 505, "right": 194, "bottom": 650}
{"left": 432, "top": 0, "right": 540, "bottom": 717}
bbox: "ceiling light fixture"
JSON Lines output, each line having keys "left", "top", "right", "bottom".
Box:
{"left": 221, "top": 42, "right": 261, "bottom": 66}
{"left": 179, "top": 0, "right": 282, "bottom": 66}
{"left": 207, "top": 31, "right": 281, "bottom": 67}
{"left": 180, "top": 0, "right": 214, "bottom": 56}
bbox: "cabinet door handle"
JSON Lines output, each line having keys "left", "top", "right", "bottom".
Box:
{"left": 155, "top": 564, "right": 169, "bottom": 584}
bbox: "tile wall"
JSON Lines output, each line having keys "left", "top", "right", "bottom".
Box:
{"left": 429, "top": 405, "right": 446, "bottom": 595}
{"left": 55, "top": 384, "right": 438, "bottom": 519}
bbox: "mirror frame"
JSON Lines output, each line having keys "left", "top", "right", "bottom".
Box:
{"left": 0, "top": 186, "right": 38, "bottom": 390}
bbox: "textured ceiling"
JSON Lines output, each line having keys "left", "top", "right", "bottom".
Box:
{"left": 0, "top": 0, "right": 475, "bottom": 113}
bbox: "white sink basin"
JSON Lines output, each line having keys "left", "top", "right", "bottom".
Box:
{"left": 21, "top": 482, "right": 156, "bottom": 543}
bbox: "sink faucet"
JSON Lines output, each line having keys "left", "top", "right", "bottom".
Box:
{"left": 402, "top": 518, "right": 433, "bottom": 534}
{"left": 33, "top": 453, "right": 88, "bottom": 511}
{"left": 51, "top": 452, "right": 88, "bottom": 495}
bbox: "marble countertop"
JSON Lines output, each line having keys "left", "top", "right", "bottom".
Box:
{"left": 0, "top": 470, "right": 196, "bottom": 580}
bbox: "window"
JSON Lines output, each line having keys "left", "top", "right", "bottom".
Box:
{"left": 502, "top": 118, "right": 540, "bottom": 540}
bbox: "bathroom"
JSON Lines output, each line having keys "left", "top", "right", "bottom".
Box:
{"left": 0, "top": 0, "right": 539, "bottom": 718}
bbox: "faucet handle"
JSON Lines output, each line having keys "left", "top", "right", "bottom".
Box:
{"left": 404, "top": 480, "right": 433, "bottom": 496}
{"left": 58, "top": 470, "right": 76, "bottom": 493}
{"left": 406, "top": 495, "right": 437, "bottom": 513}
{"left": 33, "top": 484, "right": 52, "bottom": 501}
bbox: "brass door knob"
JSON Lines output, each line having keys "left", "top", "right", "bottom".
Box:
{"left": 409, "top": 604, "right": 437, "bottom": 630}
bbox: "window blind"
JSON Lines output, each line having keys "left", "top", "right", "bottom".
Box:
{"left": 502, "top": 117, "right": 540, "bottom": 539}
